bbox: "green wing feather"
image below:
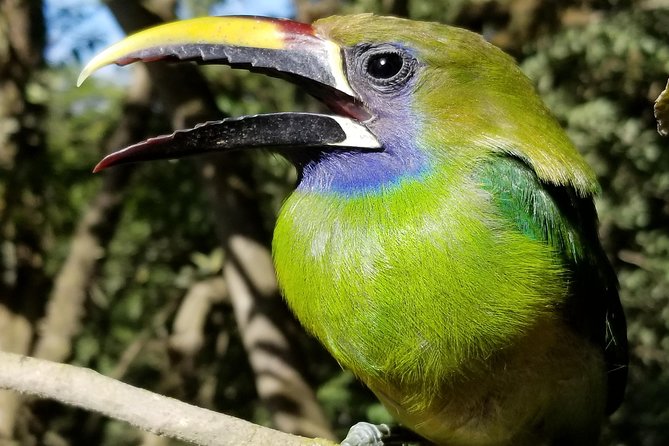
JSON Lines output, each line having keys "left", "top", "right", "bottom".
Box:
{"left": 478, "top": 156, "right": 628, "bottom": 414}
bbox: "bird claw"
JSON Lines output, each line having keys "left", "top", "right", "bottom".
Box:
{"left": 341, "top": 422, "right": 391, "bottom": 446}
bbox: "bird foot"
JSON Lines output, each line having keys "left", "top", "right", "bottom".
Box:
{"left": 341, "top": 422, "right": 391, "bottom": 446}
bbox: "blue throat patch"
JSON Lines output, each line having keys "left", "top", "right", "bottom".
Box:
{"left": 295, "top": 119, "right": 431, "bottom": 196}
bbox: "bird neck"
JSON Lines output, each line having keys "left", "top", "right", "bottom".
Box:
{"left": 292, "top": 116, "right": 430, "bottom": 195}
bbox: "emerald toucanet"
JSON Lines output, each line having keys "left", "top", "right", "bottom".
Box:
{"left": 79, "top": 14, "right": 628, "bottom": 446}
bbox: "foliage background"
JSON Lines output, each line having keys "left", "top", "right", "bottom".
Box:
{"left": 0, "top": 0, "right": 668, "bottom": 444}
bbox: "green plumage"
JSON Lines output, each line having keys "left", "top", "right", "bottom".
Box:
{"left": 80, "top": 11, "right": 627, "bottom": 446}
{"left": 273, "top": 14, "right": 626, "bottom": 445}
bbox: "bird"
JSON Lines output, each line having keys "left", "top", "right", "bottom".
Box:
{"left": 79, "top": 14, "right": 628, "bottom": 446}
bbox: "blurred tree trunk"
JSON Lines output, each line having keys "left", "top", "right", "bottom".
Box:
{"left": 32, "top": 65, "right": 153, "bottom": 362}
{"left": 385, "top": 0, "right": 409, "bottom": 17}
{"left": 103, "top": 0, "right": 334, "bottom": 439}
{"left": 294, "top": 0, "right": 340, "bottom": 22}
{"left": 451, "top": 0, "right": 593, "bottom": 55}
{"left": 0, "top": 0, "right": 46, "bottom": 441}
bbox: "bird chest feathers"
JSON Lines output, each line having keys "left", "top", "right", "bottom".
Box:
{"left": 275, "top": 164, "right": 557, "bottom": 364}
{"left": 273, "top": 171, "right": 606, "bottom": 445}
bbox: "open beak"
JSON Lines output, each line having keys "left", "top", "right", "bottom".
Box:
{"left": 77, "top": 16, "right": 381, "bottom": 172}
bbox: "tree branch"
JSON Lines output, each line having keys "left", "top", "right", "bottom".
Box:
{"left": 0, "top": 351, "right": 337, "bottom": 446}
{"left": 169, "top": 277, "right": 227, "bottom": 357}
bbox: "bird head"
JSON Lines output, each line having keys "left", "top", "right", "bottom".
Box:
{"left": 79, "top": 14, "right": 596, "bottom": 196}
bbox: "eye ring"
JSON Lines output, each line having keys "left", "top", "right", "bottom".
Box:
{"left": 356, "top": 44, "right": 417, "bottom": 92}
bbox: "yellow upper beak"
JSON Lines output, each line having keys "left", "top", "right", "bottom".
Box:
{"left": 77, "top": 15, "right": 355, "bottom": 97}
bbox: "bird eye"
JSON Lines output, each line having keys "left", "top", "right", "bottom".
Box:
{"left": 355, "top": 44, "right": 417, "bottom": 92}
{"left": 366, "top": 52, "right": 404, "bottom": 80}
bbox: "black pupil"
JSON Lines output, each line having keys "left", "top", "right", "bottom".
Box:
{"left": 367, "top": 53, "right": 403, "bottom": 79}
